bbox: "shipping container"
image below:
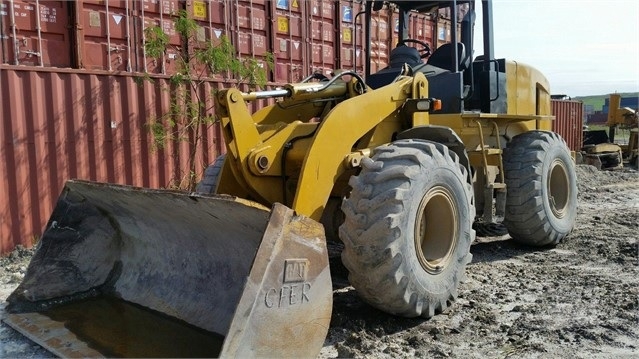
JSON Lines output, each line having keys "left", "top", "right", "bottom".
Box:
{"left": 134, "top": 0, "right": 182, "bottom": 74}
{"left": 185, "top": 0, "right": 231, "bottom": 79}
{"left": 552, "top": 99, "right": 585, "bottom": 152}
{"left": 367, "top": 6, "right": 391, "bottom": 73}
{"left": 307, "top": 0, "right": 336, "bottom": 77}
{"left": 409, "top": 11, "right": 434, "bottom": 53}
{"left": 0, "top": 0, "right": 72, "bottom": 67}
{"left": 271, "top": 0, "right": 306, "bottom": 83}
{"left": 1, "top": 1, "right": 461, "bottom": 83}
{"left": 337, "top": 0, "right": 364, "bottom": 73}
{"left": 78, "top": 0, "right": 133, "bottom": 71}
{"left": 0, "top": 65, "right": 281, "bottom": 255}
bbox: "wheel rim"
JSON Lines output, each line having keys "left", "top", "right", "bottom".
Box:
{"left": 548, "top": 159, "right": 570, "bottom": 219}
{"left": 415, "top": 186, "right": 458, "bottom": 274}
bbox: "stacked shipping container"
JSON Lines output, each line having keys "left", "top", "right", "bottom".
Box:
{"left": 0, "top": 0, "right": 454, "bottom": 82}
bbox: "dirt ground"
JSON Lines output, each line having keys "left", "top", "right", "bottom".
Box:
{"left": 1, "top": 164, "right": 638, "bottom": 358}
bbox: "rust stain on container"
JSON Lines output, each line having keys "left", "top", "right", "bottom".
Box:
{"left": 552, "top": 99, "right": 585, "bottom": 152}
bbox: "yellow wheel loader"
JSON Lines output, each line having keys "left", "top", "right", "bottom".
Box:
{"left": 4, "top": 1, "right": 577, "bottom": 357}
{"left": 582, "top": 93, "right": 638, "bottom": 169}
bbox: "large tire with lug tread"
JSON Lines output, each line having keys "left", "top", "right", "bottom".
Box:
{"left": 339, "top": 139, "right": 475, "bottom": 318}
{"left": 503, "top": 131, "right": 577, "bottom": 246}
{"left": 195, "top": 154, "right": 226, "bottom": 194}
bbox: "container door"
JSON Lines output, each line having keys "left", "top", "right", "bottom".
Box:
{"left": 229, "top": 0, "right": 271, "bottom": 82}
{"left": 307, "top": 0, "right": 335, "bottom": 78}
{"left": 133, "top": 0, "right": 182, "bottom": 75}
{"left": 337, "top": 0, "right": 363, "bottom": 74}
{"left": 272, "top": 0, "right": 305, "bottom": 83}
{"left": 368, "top": 7, "right": 390, "bottom": 73}
{"left": 78, "top": 0, "right": 133, "bottom": 71}
{"left": 185, "top": 0, "right": 231, "bottom": 79}
{"left": 0, "top": 0, "right": 72, "bottom": 67}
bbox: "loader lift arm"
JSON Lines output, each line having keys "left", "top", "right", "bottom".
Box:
{"left": 216, "top": 72, "right": 434, "bottom": 221}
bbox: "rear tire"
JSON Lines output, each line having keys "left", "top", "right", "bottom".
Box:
{"left": 196, "top": 154, "right": 226, "bottom": 194}
{"left": 503, "top": 131, "right": 577, "bottom": 246}
{"left": 339, "top": 140, "right": 475, "bottom": 318}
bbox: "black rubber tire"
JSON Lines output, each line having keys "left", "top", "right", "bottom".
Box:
{"left": 503, "top": 131, "right": 577, "bottom": 246}
{"left": 195, "top": 154, "right": 226, "bottom": 194}
{"left": 339, "top": 139, "right": 475, "bottom": 318}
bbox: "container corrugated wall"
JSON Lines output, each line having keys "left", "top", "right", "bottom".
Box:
{"left": 551, "top": 99, "right": 584, "bottom": 151}
{"left": 0, "top": 66, "right": 282, "bottom": 254}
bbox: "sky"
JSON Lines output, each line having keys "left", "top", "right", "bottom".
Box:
{"left": 472, "top": 0, "right": 639, "bottom": 97}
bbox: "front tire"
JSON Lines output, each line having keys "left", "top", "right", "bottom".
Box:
{"left": 503, "top": 131, "right": 577, "bottom": 246}
{"left": 339, "top": 140, "right": 475, "bottom": 318}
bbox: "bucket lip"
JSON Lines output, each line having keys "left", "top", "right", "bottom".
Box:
{"left": 65, "top": 180, "right": 271, "bottom": 212}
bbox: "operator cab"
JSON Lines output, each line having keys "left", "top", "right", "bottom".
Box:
{"left": 364, "top": 0, "right": 506, "bottom": 114}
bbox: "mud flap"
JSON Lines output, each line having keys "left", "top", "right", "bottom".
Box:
{"left": 4, "top": 180, "right": 332, "bottom": 358}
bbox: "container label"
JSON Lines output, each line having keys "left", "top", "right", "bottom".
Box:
{"left": 342, "top": 28, "right": 351, "bottom": 43}
{"left": 276, "top": 0, "right": 288, "bottom": 10}
{"left": 342, "top": 6, "right": 352, "bottom": 22}
{"left": 89, "top": 11, "right": 101, "bottom": 27}
{"left": 277, "top": 16, "right": 289, "bottom": 33}
{"left": 193, "top": 1, "right": 206, "bottom": 18}
{"left": 292, "top": 0, "right": 299, "bottom": 8}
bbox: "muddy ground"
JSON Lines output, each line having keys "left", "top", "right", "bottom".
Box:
{"left": 1, "top": 164, "right": 638, "bottom": 358}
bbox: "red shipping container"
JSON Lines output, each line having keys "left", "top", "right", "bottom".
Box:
{"left": 368, "top": 8, "right": 390, "bottom": 73}
{"left": 78, "top": 0, "right": 133, "bottom": 71}
{"left": 272, "top": 0, "right": 305, "bottom": 83}
{"left": 552, "top": 99, "right": 584, "bottom": 152}
{"left": 185, "top": 0, "right": 231, "bottom": 79}
{"left": 133, "top": 0, "right": 182, "bottom": 74}
{"left": 0, "top": 66, "right": 256, "bottom": 254}
{"left": 227, "top": 0, "right": 272, "bottom": 83}
{"left": 307, "top": 0, "right": 335, "bottom": 77}
{"left": 337, "top": 0, "right": 364, "bottom": 73}
{"left": 409, "top": 12, "right": 434, "bottom": 54}
{"left": 0, "top": 0, "right": 72, "bottom": 67}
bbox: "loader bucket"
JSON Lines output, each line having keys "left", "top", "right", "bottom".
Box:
{"left": 4, "top": 180, "right": 332, "bottom": 358}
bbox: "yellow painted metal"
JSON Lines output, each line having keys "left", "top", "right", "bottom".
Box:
{"left": 216, "top": 74, "right": 429, "bottom": 219}
{"left": 292, "top": 77, "right": 421, "bottom": 220}
{"left": 607, "top": 93, "right": 638, "bottom": 127}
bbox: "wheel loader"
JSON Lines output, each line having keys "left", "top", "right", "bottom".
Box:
{"left": 581, "top": 93, "right": 639, "bottom": 169}
{"left": 4, "top": 1, "right": 577, "bottom": 357}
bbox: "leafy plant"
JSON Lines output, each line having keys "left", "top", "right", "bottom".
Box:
{"left": 143, "top": 9, "right": 272, "bottom": 191}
